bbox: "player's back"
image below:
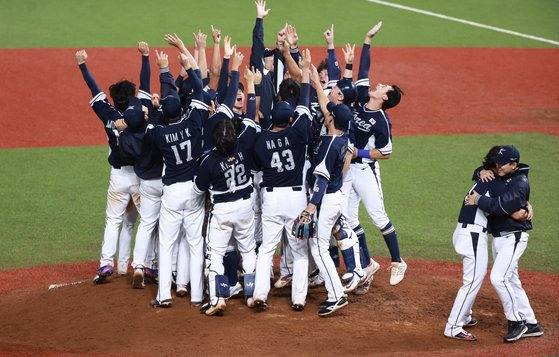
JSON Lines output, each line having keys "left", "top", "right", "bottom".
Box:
{"left": 309, "top": 134, "right": 348, "bottom": 193}
{"left": 458, "top": 179, "right": 507, "bottom": 228}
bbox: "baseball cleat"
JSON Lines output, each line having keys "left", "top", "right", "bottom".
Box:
{"left": 274, "top": 273, "right": 293, "bottom": 288}
{"left": 205, "top": 297, "right": 226, "bottom": 316}
{"left": 254, "top": 297, "right": 267, "bottom": 311}
{"left": 117, "top": 261, "right": 129, "bottom": 275}
{"left": 292, "top": 303, "right": 305, "bottom": 311}
{"left": 190, "top": 301, "right": 202, "bottom": 307}
{"left": 246, "top": 297, "right": 256, "bottom": 308}
{"left": 145, "top": 268, "right": 159, "bottom": 284}
{"left": 176, "top": 284, "right": 188, "bottom": 298}
{"left": 354, "top": 276, "right": 373, "bottom": 295}
{"left": 389, "top": 259, "right": 407, "bottom": 286}
{"left": 522, "top": 322, "right": 544, "bottom": 338}
{"left": 171, "top": 270, "right": 177, "bottom": 289}
{"left": 150, "top": 298, "right": 173, "bottom": 308}
{"left": 465, "top": 317, "right": 478, "bottom": 327}
{"left": 132, "top": 267, "right": 145, "bottom": 289}
{"left": 504, "top": 320, "right": 528, "bottom": 342}
{"left": 227, "top": 282, "right": 243, "bottom": 300}
{"left": 343, "top": 271, "right": 365, "bottom": 293}
{"left": 318, "top": 296, "right": 348, "bottom": 317}
{"left": 93, "top": 265, "right": 113, "bottom": 284}
{"left": 446, "top": 331, "right": 477, "bottom": 341}
{"left": 341, "top": 272, "right": 353, "bottom": 285}
{"left": 308, "top": 270, "right": 325, "bottom": 288}
{"left": 365, "top": 258, "right": 381, "bottom": 277}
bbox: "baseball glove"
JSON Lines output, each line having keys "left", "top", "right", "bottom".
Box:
{"left": 292, "top": 210, "right": 317, "bottom": 239}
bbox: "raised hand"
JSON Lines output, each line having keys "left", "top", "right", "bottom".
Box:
{"left": 211, "top": 25, "right": 221, "bottom": 43}
{"left": 278, "top": 39, "right": 290, "bottom": 55}
{"left": 299, "top": 48, "right": 311, "bottom": 70}
{"left": 323, "top": 24, "right": 334, "bottom": 49}
{"left": 342, "top": 43, "right": 355, "bottom": 64}
{"left": 244, "top": 66, "right": 255, "bottom": 84}
{"left": 138, "top": 41, "right": 149, "bottom": 56}
{"left": 115, "top": 118, "right": 128, "bottom": 132}
{"left": 178, "top": 53, "right": 191, "bottom": 70}
{"left": 253, "top": 67, "right": 262, "bottom": 85}
{"left": 194, "top": 30, "right": 207, "bottom": 50}
{"left": 367, "top": 21, "right": 383, "bottom": 38}
{"left": 164, "top": 33, "right": 186, "bottom": 50}
{"left": 255, "top": 0, "right": 270, "bottom": 19}
{"left": 155, "top": 49, "right": 169, "bottom": 68}
{"left": 75, "top": 49, "right": 87, "bottom": 64}
{"left": 223, "top": 35, "right": 235, "bottom": 58}
{"left": 309, "top": 64, "right": 321, "bottom": 88}
{"left": 231, "top": 49, "right": 244, "bottom": 71}
{"left": 286, "top": 25, "right": 298, "bottom": 49}
{"left": 276, "top": 23, "right": 288, "bottom": 44}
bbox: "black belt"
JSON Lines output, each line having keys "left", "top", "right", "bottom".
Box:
{"left": 265, "top": 186, "right": 303, "bottom": 192}
{"left": 461, "top": 223, "right": 487, "bottom": 233}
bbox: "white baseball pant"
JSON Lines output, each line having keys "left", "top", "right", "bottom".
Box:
{"left": 491, "top": 232, "right": 537, "bottom": 324}
{"left": 156, "top": 181, "right": 205, "bottom": 303}
{"left": 117, "top": 198, "right": 139, "bottom": 270}
{"left": 132, "top": 178, "right": 163, "bottom": 269}
{"left": 99, "top": 166, "right": 140, "bottom": 267}
{"left": 445, "top": 223, "right": 488, "bottom": 337}
{"left": 309, "top": 191, "right": 345, "bottom": 302}
{"left": 254, "top": 187, "right": 308, "bottom": 304}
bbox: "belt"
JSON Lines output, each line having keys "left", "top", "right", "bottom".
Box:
{"left": 265, "top": 186, "right": 303, "bottom": 192}
{"left": 460, "top": 223, "right": 487, "bottom": 233}
{"left": 493, "top": 230, "right": 523, "bottom": 238}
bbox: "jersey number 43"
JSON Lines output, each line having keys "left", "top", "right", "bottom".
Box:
{"left": 270, "top": 149, "right": 295, "bottom": 173}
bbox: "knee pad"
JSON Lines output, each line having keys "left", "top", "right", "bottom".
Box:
{"left": 243, "top": 273, "right": 255, "bottom": 297}
{"left": 215, "top": 274, "right": 230, "bottom": 298}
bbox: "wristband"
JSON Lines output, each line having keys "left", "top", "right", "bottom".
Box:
{"left": 358, "top": 149, "right": 369, "bottom": 159}
{"left": 474, "top": 195, "right": 481, "bottom": 205}
{"left": 345, "top": 63, "right": 353, "bottom": 70}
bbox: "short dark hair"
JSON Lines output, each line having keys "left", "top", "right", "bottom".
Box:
{"left": 238, "top": 82, "right": 245, "bottom": 93}
{"left": 317, "top": 59, "right": 328, "bottom": 73}
{"left": 382, "top": 84, "right": 403, "bottom": 111}
{"left": 482, "top": 145, "right": 502, "bottom": 169}
{"left": 277, "top": 78, "right": 300, "bottom": 102}
{"left": 109, "top": 80, "right": 136, "bottom": 112}
{"left": 212, "top": 119, "right": 237, "bottom": 155}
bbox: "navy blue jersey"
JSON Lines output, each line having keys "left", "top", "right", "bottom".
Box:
{"left": 458, "top": 179, "right": 507, "bottom": 228}
{"left": 254, "top": 105, "right": 312, "bottom": 188}
{"left": 479, "top": 164, "right": 532, "bottom": 235}
{"left": 147, "top": 99, "right": 208, "bottom": 185}
{"left": 194, "top": 119, "right": 260, "bottom": 203}
{"left": 350, "top": 106, "right": 392, "bottom": 164}
{"left": 309, "top": 134, "right": 348, "bottom": 194}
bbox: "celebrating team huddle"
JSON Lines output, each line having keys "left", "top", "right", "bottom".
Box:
{"left": 76, "top": 0, "right": 407, "bottom": 317}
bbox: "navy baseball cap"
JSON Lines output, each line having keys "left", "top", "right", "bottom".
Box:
{"left": 271, "top": 101, "right": 294, "bottom": 125}
{"left": 161, "top": 93, "right": 181, "bottom": 119}
{"left": 336, "top": 79, "right": 357, "bottom": 105}
{"left": 327, "top": 102, "right": 352, "bottom": 131}
{"left": 492, "top": 145, "right": 520, "bottom": 165}
{"left": 264, "top": 48, "right": 274, "bottom": 57}
{"left": 123, "top": 97, "right": 145, "bottom": 130}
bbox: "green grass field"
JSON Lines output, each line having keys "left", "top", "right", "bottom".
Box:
{"left": 0, "top": 0, "right": 557, "bottom": 48}
{"left": 0, "top": 1, "right": 558, "bottom": 274}
{"left": 1, "top": 133, "right": 557, "bottom": 272}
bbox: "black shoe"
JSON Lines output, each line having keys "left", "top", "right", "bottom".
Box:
{"left": 318, "top": 296, "right": 348, "bottom": 317}
{"left": 504, "top": 320, "right": 528, "bottom": 342}
{"left": 254, "top": 298, "right": 267, "bottom": 311}
{"left": 150, "top": 298, "right": 172, "bottom": 308}
{"left": 465, "top": 317, "right": 478, "bottom": 327}
{"left": 199, "top": 302, "right": 211, "bottom": 313}
{"left": 522, "top": 322, "right": 544, "bottom": 338}
{"left": 292, "top": 303, "right": 304, "bottom": 311}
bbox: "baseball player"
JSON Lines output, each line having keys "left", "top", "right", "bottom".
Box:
{"left": 252, "top": 49, "right": 313, "bottom": 311}
{"left": 466, "top": 145, "right": 544, "bottom": 342}
{"left": 195, "top": 64, "right": 260, "bottom": 316}
{"left": 146, "top": 50, "right": 207, "bottom": 308}
{"left": 294, "top": 65, "right": 354, "bottom": 316}
{"left": 75, "top": 48, "right": 145, "bottom": 284}
{"left": 346, "top": 22, "right": 406, "bottom": 292}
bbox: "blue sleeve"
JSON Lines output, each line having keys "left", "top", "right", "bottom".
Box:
{"left": 478, "top": 178, "right": 529, "bottom": 216}
{"left": 245, "top": 93, "right": 256, "bottom": 120}
{"left": 175, "top": 74, "right": 184, "bottom": 89}
{"left": 216, "top": 57, "right": 230, "bottom": 104}
{"left": 160, "top": 69, "right": 178, "bottom": 98}
{"left": 356, "top": 44, "right": 371, "bottom": 106}
{"left": 194, "top": 156, "right": 211, "bottom": 194}
{"left": 186, "top": 68, "right": 203, "bottom": 101}
{"left": 298, "top": 82, "right": 310, "bottom": 108}
{"left": 78, "top": 63, "right": 102, "bottom": 97}
{"left": 327, "top": 49, "right": 340, "bottom": 83}
{"left": 309, "top": 175, "right": 328, "bottom": 205}
{"left": 371, "top": 118, "right": 391, "bottom": 153}
{"left": 250, "top": 18, "right": 265, "bottom": 72}
{"left": 139, "top": 55, "right": 150, "bottom": 94}
{"left": 290, "top": 49, "right": 300, "bottom": 66}
{"left": 222, "top": 70, "right": 239, "bottom": 110}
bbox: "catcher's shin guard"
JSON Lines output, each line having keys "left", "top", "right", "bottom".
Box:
{"left": 215, "top": 274, "right": 230, "bottom": 298}
{"left": 243, "top": 273, "right": 256, "bottom": 297}
{"left": 329, "top": 246, "right": 340, "bottom": 267}
{"left": 337, "top": 227, "right": 361, "bottom": 273}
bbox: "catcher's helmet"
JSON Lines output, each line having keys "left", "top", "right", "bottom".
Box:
{"left": 336, "top": 79, "right": 357, "bottom": 105}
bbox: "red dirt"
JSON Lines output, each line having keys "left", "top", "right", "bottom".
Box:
{"left": 0, "top": 259, "right": 557, "bottom": 356}
{"left": 0, "top": 47, "right": 558, "bottom": 149}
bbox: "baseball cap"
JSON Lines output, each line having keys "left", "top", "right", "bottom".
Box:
{"left": 264, "top": 48, "right": 274, "bottom": 57}
{"left": 123, "top": 97, "right": 145, "bottom": 130}
{"left": 271, "top": 101, "right": 294, "bottom": 125}
{"left": 327, "top": 102, "right": 352, "bottom": 131}
{"left": 492, "top": 145, "right": 520, "bottom": 164}
{"left": 336, "top": 79, "right": 357, "bottom": 105}
{"left": 161, "top": 94, "right": 181, "bottom": 119}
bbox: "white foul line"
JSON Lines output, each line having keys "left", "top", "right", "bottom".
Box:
{"left": 48, "top": 279, "right": 88, "bottom": 290}
{"left": 367, "top": 0, "right": 559, "bottom": 46}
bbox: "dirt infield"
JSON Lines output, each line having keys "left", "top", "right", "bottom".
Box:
{"left": 0, "top": 47, "right": 558, "bottom": 149}
{"left": 0, "top": 259, "right": 557, "bottom": 356}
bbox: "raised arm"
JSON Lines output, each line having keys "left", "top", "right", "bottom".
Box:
{"left": 209, "top": 25, "right": 222, "bottom": 90}
{"left": 298, "top": 49, "right": 311, "bottom": 108}
{"left": 278, "top": 39, "right": 302, "bottom": 82}
{"left": 356, "top": 21, "right": 382, "bottom": 105}
{"left": 179, "top": 53, "right": 203, "bottom": 101}
{"left": 137, "top": 41, "right": 151, "bottom": 101}
{"left": 216, "top": 36, "right": 234, "bottom": 104}
{"left": 163, "top": 33, "right": 198, "bottom": 70}
{"left": 310, "top": 64, "right": 331, "bottom": 120}
{"left": 76, "top": 50, "right": 101, "bottom": 97}
{"left": 341, "top": 43, "right": 355, "bottom": 80}
{"left": 250, "top": 0, "right": 270, "bottom": 72}
{"left": 243, "top": 67, "right": 256, "bottom": 120}
{"left": 220, "top": 50, "right": 243, "bottom": 111}
{"left": 323, "top": 25, "right": 340, "bottom": 85}
{"left": 194, "top": 30, "right": 208, "bottom": 79}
